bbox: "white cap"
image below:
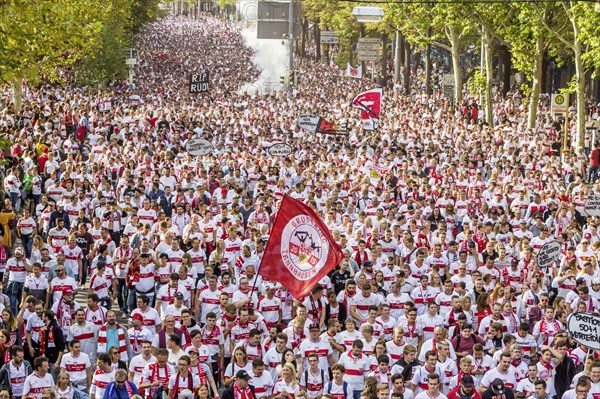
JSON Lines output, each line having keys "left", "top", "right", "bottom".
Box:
{"left": 179, "top": 389, "right": 194, "bottom": 399}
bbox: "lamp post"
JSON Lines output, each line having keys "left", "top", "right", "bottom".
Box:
{"left": 352, "top": 6, "right": 384, "bottom": 83}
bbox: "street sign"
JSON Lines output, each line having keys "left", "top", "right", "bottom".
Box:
{"left": 126, "top": 58, "right": 137, "bottom": 65}
{"left": 358, "top": 49, "right": 381, "bottom": 56}
{"left": 320, "top": 31, "right": 339, "bottom": 44}
{"left": 552, "top": 93, "right": 568, "bottom": 117}
{"left": 358, "top": 38, "right": 381, "bottom": 44}
{"left": 357, "top": 52, "right": 380, "bottom": 61}
{"left": 256, "top": 1, "right": 301, "bottom": 39}
{"left": 443, "top": 74, "right": 454, "bottom": 86}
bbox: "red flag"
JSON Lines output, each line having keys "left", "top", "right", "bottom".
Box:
{"left": 258, "top": 195, "right": 343, "bottom": 299}
{"left": 351, "top": 88, "right": 383, "bottom": 130}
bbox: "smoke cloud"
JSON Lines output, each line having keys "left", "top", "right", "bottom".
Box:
{"left": 238, "top": 0, "right": 289, "bottom": 95}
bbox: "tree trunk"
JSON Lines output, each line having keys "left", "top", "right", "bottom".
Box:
{"left": 500, "top": 45, "right": 511, "bottom": 97}
{"left": 13, "top": 78, "right": 22, "bottom": 114}
{"left": 404, "top": 41, "right": 411, "bottom": 94}
{"left": 482, "top": 26, "right": 494, "bottom": 125}
{"left": 301, "top": 18, "right": 308, "bottom": 58}
{"left": 314, "top": 24, "right": 321, "bottom": 62}
{"left": 447, "top": 26, "right": 463, "bottom": 104}
{"left": 528, "top": 36, "right": 545, "bottom": 129}
{"left": 360, "top": 24, "right": 366, "bottom": 74}
{"left": 425, "top": 27, "right": 432, "bottom": 95}
{"left": 381, "top": 34, "right": 389, "bottom": 86}
{"left": 574, "top": 43, "right": 586, "bottom": 150}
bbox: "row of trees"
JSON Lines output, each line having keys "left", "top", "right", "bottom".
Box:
{"left": 294, "top": 0, "right": 600, "bottom": 149}
{"left": 0, "top": 0, "right": 162, "bottom": 111}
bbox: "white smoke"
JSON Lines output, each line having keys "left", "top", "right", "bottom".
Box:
{"left": 238, "top": 0, "right": 289, "bottom": 96}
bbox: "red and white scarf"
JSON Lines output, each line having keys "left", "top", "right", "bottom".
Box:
{"left": 234, "top": 381, "right": 254, "bottom": 399}
{"left": 97, "top": 323, "right": 129, "bottom": 361}
{"left": 539, "top": 318, "right": 561, "bottom": 345}
{"left": 171, "top": 372, "right": 194, "bottom": 399}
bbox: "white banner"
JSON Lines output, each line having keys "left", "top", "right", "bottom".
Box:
{"left": 585, "top": 194, "right": 600, "bottom": 216}
{"left": 267, "top": 143, "right": 293, "bottom": 157}
{"left": 346, "top": 63, "right": 362, "bottom": 79}
{"left": 567, "top": 313, "right": 600, "bottom": 350}
{"left": 186, "top": 138, "right": 213, "bottom": 156}
{"left": 537, "top": 241, "right": 561, "bottom": 269}
{"left": 298, "top": 115, "right": 320, "bottom": 132}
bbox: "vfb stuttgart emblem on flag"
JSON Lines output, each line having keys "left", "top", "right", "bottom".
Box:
{"left": 280, "top": 215, "right": 330, "bottom": 281}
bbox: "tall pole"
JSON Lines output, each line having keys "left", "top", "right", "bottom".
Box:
{"left": 394, "top": 30, "right": 401, "bottom": 83}
{"left": 288, "top": 0, "right": 294, "bottom": 97}
{"left": 563, "top": 96, "right": 570, "bottom": 161}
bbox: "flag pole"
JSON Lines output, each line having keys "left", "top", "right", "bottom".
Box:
{"left": 249, "top": 195, "right": 287, "bottom": 300}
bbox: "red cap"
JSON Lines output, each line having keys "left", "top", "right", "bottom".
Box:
{"left": 132, "top": 313, "right": 144, "bottom": 321}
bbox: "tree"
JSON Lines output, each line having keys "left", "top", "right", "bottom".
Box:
{"left": 0, "top": 0, "right": 106, "bottom": 110}
{"left": 535, "top": 1, "right": 600, "bottom": 150}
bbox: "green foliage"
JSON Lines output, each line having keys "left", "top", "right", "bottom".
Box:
{"left": 468, "top": 68, "right": 485, "bottom": 91}
{"left": 0, "top": 0, "right": 162, "bottom": 89}
{"left": 76, "top": 0, "right": 133, "bottom": 86}
{"left": 0, "top": 0, "right": 107, "bottom": 85}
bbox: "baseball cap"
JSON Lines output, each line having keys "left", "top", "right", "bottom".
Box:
{"left": 308, "top": 323, "right": 320, "bottom": 331}
{"left": 363, "top": 261, "right": 373, "bottom": 268}
{"left": 491, "top": 379, "right": 504, "bottom": 394}
{"left": 179, "top": 389, "right": 194, "bottom": 399}
{"left": 132, "top": 313, "right": 144, "bottom": 321}
{"left": 235, "top": 370, "right": 251, "bottom": 381}
{"left": 461, "top": 375, "right": 474, "bottom": 387}
{"left": 576, "top": 277, "right": 587, "bottom": 285}
{"left": 585, "top": 232, "right": 592, "bottom": 239}
{"left": 174, "top": 292, "right": 184, "bottom": 300}
{"left": 186, "top": 346, "right": 199, "bottom": 355}
{"left": 593, "top": 278, "right": 600, "bottom": 285}
{"left": 63, "top": 286, "right": 73, "bottom": 296}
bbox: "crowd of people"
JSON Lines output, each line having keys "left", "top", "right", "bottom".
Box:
{"left": 0, "top": 8, "right": 597, "bottom": 399}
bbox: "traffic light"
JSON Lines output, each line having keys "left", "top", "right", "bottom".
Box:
{"left": 280, "top": 75, "right": 287, "bottom": 85}
{"left": 289, "top": 72, "right": 295, "bottom": 86}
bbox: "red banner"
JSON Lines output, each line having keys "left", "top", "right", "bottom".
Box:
{"left": 257, "top": 195, "right": 343, "bottom": 299}
{"left": 351, "top": 88, "right": 383, "bottom": 131}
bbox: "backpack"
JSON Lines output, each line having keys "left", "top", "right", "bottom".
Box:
{"left": 305, "top": 369, "right": 325, "bottom": 392}
{"left": 454, "top": 332, "right": 477, "bottom": 351}
{"left": 326, "top": 381, "right": 349, "bottom": 398}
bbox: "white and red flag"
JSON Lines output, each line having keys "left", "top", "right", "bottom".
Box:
{"left": 257, "top": 194, "right": 343, "bottom": 299}
{"left": 351, "top": 87, "right": 383, "bottom": 130}
{"left": 346, "top": 63, "right": 363, "bottom": 79}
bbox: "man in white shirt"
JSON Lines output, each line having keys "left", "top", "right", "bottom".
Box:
{"left": 22, "top": 357, "right": 54, "bottom": 399}
{"left": 60, "top": 339, "right": 92, "bottom": 392}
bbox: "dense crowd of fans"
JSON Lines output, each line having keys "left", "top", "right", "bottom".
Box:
{"left": 0, "top": 9, "right": 597, "bottom": 399}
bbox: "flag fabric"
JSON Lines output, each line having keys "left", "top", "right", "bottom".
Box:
{"left": 316, "top": 118, "right": 348, "bottom": 135}
{"left": 257, "top": 194, "right": 343, "bottom": 299}
{"left": 346, "top": 63, "right": 362, "bottom": 79}
{"left": 351, "top": 88, "right": 383, "bottom": 130}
